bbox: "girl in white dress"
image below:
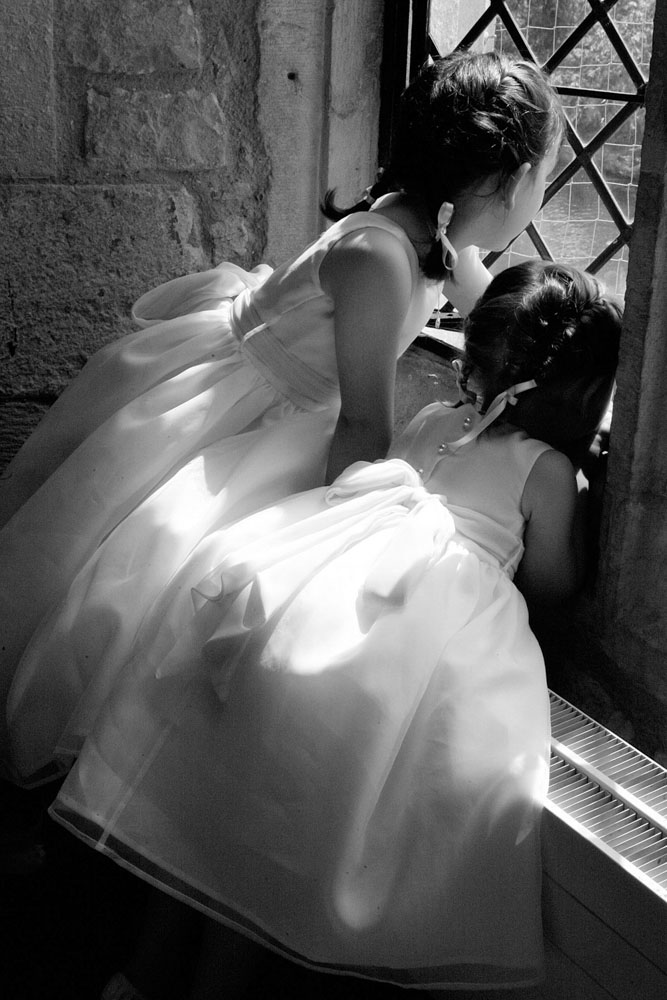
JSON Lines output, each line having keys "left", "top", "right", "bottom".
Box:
{"left": 52, "top": 260, "right": 621, "bottom": 998}
{"left": 0, "top": 51, "right": 568, "bottom": 786}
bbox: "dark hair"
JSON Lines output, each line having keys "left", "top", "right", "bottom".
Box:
{"left": 323, "top": 50, "right": 564, "bottom": 280}
{"left": 462, "top": 261, "right": 622, "bottom": 448}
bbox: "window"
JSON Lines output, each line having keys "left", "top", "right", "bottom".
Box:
{"left": 383, "top": 0, "right": 655, "bottom": 299}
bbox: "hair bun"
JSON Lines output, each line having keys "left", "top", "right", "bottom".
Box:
{"left": 510, "top": 268, "right": 620, "bottom": 381}
{"left": 525, "top": 276, "right": 579, "bottom": 376}
{"left": 463, "top": 260, "right": 622, "bottom": 410}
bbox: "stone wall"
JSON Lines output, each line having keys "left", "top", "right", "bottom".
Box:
{"left": 0, "top": 0, "right": 384, "bottom": 468}
{"left": 1, "top": 0, "right": 271, "bottom": 465}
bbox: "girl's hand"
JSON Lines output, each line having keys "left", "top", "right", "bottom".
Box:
{"left": 442, "top": 245, "right": 493, "bottom": 317}
{"left": 320, "top": 228, "right": 414, "bottom": 483}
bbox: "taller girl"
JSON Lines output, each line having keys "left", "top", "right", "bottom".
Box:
{"left": 0, "top": 52, "right": 563, "bottom": 783}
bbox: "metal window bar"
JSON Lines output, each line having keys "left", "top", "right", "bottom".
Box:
{"left": 386, "top": 0, "right": 654, "bottom": 323}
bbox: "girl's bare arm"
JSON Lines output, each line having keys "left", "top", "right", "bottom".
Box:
{"left": 320, "top": 230, "right": 414, "bottom": 483}
{"left": 516, "top": 448, "right": 584, "bottom": 604}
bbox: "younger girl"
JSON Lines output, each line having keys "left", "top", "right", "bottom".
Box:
{"left": 52, "top": 261, "right": 621, "bottom": 996}
{"left": 0, "top": 50, "right": 566, "bottom": 784}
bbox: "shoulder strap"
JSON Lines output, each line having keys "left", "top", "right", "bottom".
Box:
{"left": 390, "top": 380, "right": 538, "bottom": 479}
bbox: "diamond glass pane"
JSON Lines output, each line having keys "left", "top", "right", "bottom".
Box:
{"left": 550, "top": 20, "right": 639, "bottom": 95}
{"left": 611, "top": 0, "right": 655, "bottom": 70}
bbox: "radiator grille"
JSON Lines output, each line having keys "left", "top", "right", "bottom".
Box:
{"left": 548, "top": 691, "right": 667, "bottom": 896}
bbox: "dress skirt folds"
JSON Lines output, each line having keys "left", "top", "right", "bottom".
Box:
{"left": 0, "top": 214, "right": 545, "bottom": 989}
{"left": 51, "top": 460, "right": 550, "bottom": 991}
{"left": 0, "top": 263, "right": 342, "bottom": 780}
{"left": 0, "top": 214, "right": 437, "bottom": 783}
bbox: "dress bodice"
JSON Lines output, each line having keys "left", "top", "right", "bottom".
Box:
{"left": 417, "top": 425, "right": 551, "bottom": 575}
{"left": 229, "top": 212, "right": 439, "bottom": 408}
{"left": 131, "top": 212, "right": 438, "bottom": 412}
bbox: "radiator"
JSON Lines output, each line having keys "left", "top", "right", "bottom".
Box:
{"left": 539, "top": 691, "right": 667, "bottom": 1000}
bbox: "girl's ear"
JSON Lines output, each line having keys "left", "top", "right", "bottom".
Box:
{"left": 503, "top": 162, "right": 532, "bottom": 210}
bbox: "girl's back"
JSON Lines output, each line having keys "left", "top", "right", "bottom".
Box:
{"left": 416, "top": 422, "right": 551, "bottom": 574}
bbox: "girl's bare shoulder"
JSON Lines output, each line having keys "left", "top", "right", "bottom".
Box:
{"left": 319, "top": 222, "right": 416, "bottom": 308}
{"left": 521, "top": 447, "right": 577, "bottom": 519}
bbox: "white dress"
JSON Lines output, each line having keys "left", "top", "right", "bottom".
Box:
{"left": 0, "top": 211, "right": 438, "bottom": 783}
{"left": 51, "top": 417, "right": 551, "bottom": 991}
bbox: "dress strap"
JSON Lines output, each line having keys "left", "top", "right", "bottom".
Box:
{"left": 391, "top": 380, "right": 538, "bottom": 481}
{"left": 445, "top": 379, "right": 538, "bottom": 449}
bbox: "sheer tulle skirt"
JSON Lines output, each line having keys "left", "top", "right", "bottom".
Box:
{"left": 51, "top": 461, "right": 549, "bottom": 989}
{"left": 0, "top": 264, "right": 338, "bottom": 779}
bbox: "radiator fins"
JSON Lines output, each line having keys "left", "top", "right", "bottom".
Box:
{"left": 548, "top": 691, "right": 667, "bottom": 895}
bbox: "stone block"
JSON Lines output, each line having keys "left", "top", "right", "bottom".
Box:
{"left": 326, "top": 0, "right": 384, "bottom": 206}
{"left": 86, "top": 88, "right": 228, "bottom": 172}
{"left": 0, "top": 401, "right": 52, "bottom": 473}
{"left": 258, "top": 0, "right": 330, "bottom": 263}
{"left": 258, "top": 0, "right": 385, "bottom": 264}
{"left": 63, "top": 0, "right": 202, "bottom": 73}
{"left": 0, "top": 0, "right": 56, "bottom": 178}
{"left": 602, "top": 495, "right": 667, "bottom": 665}
{"left": 0, "top": 184, "right": 205, "bottom": 408}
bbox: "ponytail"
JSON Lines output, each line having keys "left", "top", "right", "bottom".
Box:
{"left": 321, "top": 169, "right": 391, "bottom": 221}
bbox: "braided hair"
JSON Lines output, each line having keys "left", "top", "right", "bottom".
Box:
{"left": 461, "top": 261, "right": 622, "bottom": 449}
{"left": 323, "top": 50, "right": 564, "bottom": 280}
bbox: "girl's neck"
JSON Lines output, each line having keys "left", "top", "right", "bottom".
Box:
{"left": 370, "top": 193, "right": 435, "bottom": 261}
